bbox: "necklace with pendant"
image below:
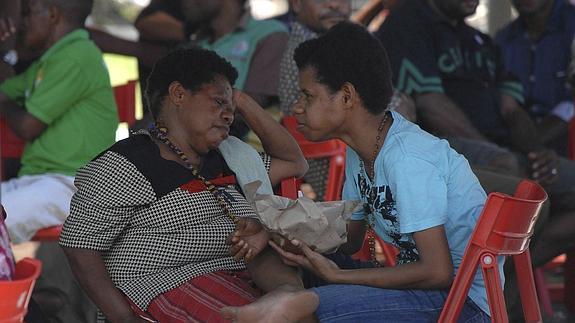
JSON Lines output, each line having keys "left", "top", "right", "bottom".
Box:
{"left": 150, "top": 125, "right": 238, "bottom": 225}
{"left": 359, "top": 112, "right": 389, "bottom": 267}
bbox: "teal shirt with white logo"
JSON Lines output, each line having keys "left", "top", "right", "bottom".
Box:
{"left": 197, "top": 15, "right": 287, "bottom": 89}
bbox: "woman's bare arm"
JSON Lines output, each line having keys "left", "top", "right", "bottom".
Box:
{"left": 233, "top": 90, "right": 308, "bottom": 186}
{"left": 62, "top": 248, "right": 147, "bottom": 323}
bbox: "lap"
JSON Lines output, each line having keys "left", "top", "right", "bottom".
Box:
{"left": 447, "top": 137, "right": 519, "bottom": 175}
{"left": 131, "top": 270, "right": 261, "bottom": 323}
{"left": 1, "top": 174, "right": 75, "bottom": 243}
{"left": 312, "top": 285, "right": 489, "bottom": 323}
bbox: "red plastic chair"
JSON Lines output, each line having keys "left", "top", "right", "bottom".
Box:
{"left": 0, "top": 119, "right": 25, "bottom": 160}
{"left": 114, "top": 80, "right": 138, "bottom": 126}
{"left": 278, "top": 176, "right": 299, "bottom": 199}
{"left": 31, "top": 225, "right": 62, "bottom": 242}
{"left": 0, "top": 258, "right": 42, "bottom": 323}
{"left": 439, "top": 179, "right": 547, "bottom": 323}
{"left": 0, "top": 118, "right": 25, "bottom": 181}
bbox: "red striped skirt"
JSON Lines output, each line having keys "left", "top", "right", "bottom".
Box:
{"left": 129, "top": 270, "right": 262, "bottom": 323}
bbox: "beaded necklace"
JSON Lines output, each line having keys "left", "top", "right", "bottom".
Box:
{"left": 359, "top": 112, "right": 389, "bottom": 267}
{"left": 150, "top": 125, "right": 238, "bottom": 225}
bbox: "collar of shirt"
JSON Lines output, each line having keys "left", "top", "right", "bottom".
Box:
{"left": 39, "top": 29, "right": 89, "bottom": 63}
{"left": 418, "top": 0, "right": 467, "bottom": 29}
{"left": 290, "top": 22, "right": 318, "bottom": 45}
{"left": 505, "top": 0, "right": 566, "bottom": 41}
{"left": 191, "top": 10, "right": 252, "bottom": 44}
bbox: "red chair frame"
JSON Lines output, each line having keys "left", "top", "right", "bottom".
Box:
{"left": 0, "top": 258, "right": 42, "bottom": 323}
{"left": 114, "top": 80, "right": 138, "bottom": 126}
{"left": 439, "top": 179, "right": 547, "bottom": 323}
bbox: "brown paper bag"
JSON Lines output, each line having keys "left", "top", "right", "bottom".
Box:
{"left": 244, "top": 181, "right": 361, "bottom": 254}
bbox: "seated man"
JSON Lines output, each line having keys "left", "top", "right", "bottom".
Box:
{"left": 496, "top": 0, "right": 575, "bottom": 156}
{"left": 181, "top": 0, "right": 288, "bottom": 139}
{"left": 377, "top": 0, "right": 575, "bottom": 270}
{"left": 0, "top": 0, "right": 118, "bottom": 243}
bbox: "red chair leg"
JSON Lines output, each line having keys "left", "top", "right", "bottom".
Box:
{"left": 534, "top": 267, "right": 554, "bottom": 317}
{"left": 513, "top": 252, "right": 543, "bottom": 323}
{"left": 480, "top": 253, "right": 508, "bottom": 323}
{"left": 565, "top": 251, "right": 575, "bottom": 315}
{"left": 438, "top": 246, "right": 482, "bottom": 323}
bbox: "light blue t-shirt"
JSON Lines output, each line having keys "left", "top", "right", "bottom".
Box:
{"left": 343, "top": 111, "right": 501, "bottom": 316}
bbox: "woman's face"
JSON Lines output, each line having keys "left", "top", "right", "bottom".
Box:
{"left": 292, "top": 67, "right": 346, "bottom": 142}
{"left": 177, "top": 75, "right": 234, "bottom": 155}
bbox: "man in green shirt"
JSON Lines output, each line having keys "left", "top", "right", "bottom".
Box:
{"left": 0, "top": 0, "right": 118, "bottom": 243}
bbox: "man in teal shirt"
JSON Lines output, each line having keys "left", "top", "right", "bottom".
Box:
{"left": 182, "top": 0, "right": 288, "bottom": 139}
{"left": 0, "top": 0, "right": 118, "bottom": 243}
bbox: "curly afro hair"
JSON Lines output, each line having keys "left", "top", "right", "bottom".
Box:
{"left": 145, "top": 47, "right": 238, "bottom": 121}
{"left": 294, "top": 22, "right": 393, "bottom": 115}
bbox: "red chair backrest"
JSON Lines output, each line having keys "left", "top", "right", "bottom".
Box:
{"left": 0, "top": 118, "right": 25, "bottom": 181}
{"left": 472, "top": 180, "right": 547, "bottom": 255}
{"left": 0, "top": 258, "right": 42, "bottom": 323}
{"left": 114, "top": 80, "right": 137, "bottom": 126}
{"left": 439, "top": 180, "right": 547, "bottom": 323}
{"left": 31, "top": 225, "right": 62, "bottom": 242}
{"left": 278, "top": 177, "right": 298, "bottom": 199}
{"left": 0, "top": 119, "right": 25, "bottom": 159}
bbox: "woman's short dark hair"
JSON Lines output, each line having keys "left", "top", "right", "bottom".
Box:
{"left": 294, "top": 22, "right": 393, "bottom": 115}
{"left": 145, "top": 47, "right": 238, "bottom": 120}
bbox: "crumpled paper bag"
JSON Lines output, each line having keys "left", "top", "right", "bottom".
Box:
{"left": 243, "top": 181, "right": 361, "bottom": 254}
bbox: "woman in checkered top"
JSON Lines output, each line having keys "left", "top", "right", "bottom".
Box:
{"left": 59, "top": 48, "right": 308, "bottom": 323}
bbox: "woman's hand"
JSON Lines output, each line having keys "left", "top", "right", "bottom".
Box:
{"left": 227, "top": 218, "right": 270, "bottom": 262}
{"left": 269, "top": 239, "right": 341, "bottom": 283}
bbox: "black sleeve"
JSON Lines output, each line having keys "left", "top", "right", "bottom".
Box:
{"left": 375, "top": 2, "right": 444, "bottom": 96}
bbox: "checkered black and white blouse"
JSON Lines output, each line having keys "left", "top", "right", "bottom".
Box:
{"left": 60, "top": 133, "right": 271, "bottom": 311}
